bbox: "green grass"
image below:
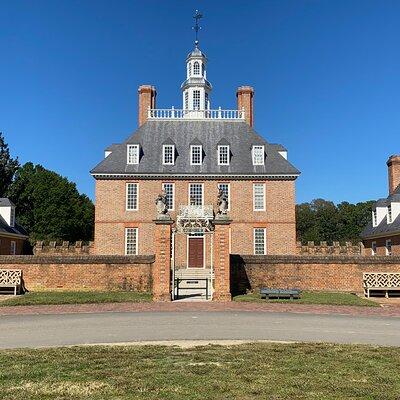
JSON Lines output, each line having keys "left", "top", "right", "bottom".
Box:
{"left": 0, "top": 291, "right": 152, "bottom": 307}
{"left": 0, "top": 343, "right": 399, "bottom": 399}
{"left": 233, "top": 291, "right": 379, "bottom": 307}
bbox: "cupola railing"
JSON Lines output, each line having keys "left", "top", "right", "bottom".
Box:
{"left": 148, "top": 107, "right": 245, "bottom": 121}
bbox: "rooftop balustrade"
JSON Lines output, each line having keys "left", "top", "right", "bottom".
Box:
{"left": 148, "top": 108, "right": 245, "bottom": 121}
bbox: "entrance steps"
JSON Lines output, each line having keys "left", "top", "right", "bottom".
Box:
{"left": 174, "top": 269, "right": 213, "bottom": 301}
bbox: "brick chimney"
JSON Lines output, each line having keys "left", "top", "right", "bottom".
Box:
{"left": 236, "top": 86, "right": 254, "bottom": 127}
{"left": 387, "top": 155, "right": 400, "bottom": 195}
{"left": 138, "top": 85, "right": 157, "bottom": 127}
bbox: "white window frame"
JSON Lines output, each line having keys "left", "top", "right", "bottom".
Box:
{"left": 190, "top": 145, "right": 202, "bottom": 165}
{"left": 127, "top": 144, "right": 139, "bottom": 165}
{"left": 218, "top": 145, "right": 230, "bottom": 166}
{"left": 193, "top": 61, "right": 200, "bottom": 75}
{"left": 193, "top": 90, "right": 201, "bottom": 110}
{"left": 253, "top": 183, "right": 266, "bottom": 211}
{"left": 254, "top": 228, "right": 266, "bottom": 255}
{"left": 387, "top": 204, "right": 392, "bottom": 223}
{"left": 386, "top": 239, "right": 392, "bottom": 256}
{"left": 188, "top": 183, "right": 204, "bottom": 206}
{"left": 218, "top": 183, "right": 230, "bottom": 211}
{"left": 126, "top": 183, "right": 139, "bottom": 211}
{"left": 162, "top": 182, "right": 175, "bottom": 211}
{"left": 372, "top": 210, "right": 378, "bottom": 226}
{"left": 162, "top": 144, "right": 175, "bottom": 165}
{"left": 10, "top": 241, "right": 16, "bottom": 255}
{"left": 125, "top": 227, "right": 138, "bottom": 255}
{"left": 252, "top": 145, "right": 265, "bottom": 166}
{"left": 371, "top": 241, "right": 377, "bottom": 256}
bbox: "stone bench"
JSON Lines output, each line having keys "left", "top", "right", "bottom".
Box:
{"left": 260, "top": 288, "right": 301, "bottom": 300}
{"left": 0, "top": 269, "right": 22, "bottom": 296}
{"left": 363, "top": 272, "right": 400, "bottom": 298}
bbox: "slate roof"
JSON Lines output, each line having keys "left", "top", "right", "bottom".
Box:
{"left": 0, "top": 198, "right": 28, "bottom": 238}
{"left": 361, "top": 186, "right": 400, "bottom": 238}
{"left": 91, "top": 120, "right": 300, "bottom": 178}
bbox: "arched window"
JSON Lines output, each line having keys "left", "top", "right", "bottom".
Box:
{"left": 188, "top": 63, "right": 191, "bottom": 77}
{"left": 193, "top": 62, "right": 200, "bottom": 75}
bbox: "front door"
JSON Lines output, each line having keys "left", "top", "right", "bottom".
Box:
{"left": 188, "top": 236, "right": 204, "bottom": 268}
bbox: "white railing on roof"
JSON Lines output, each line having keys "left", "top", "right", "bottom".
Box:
{"left": 148, "top": 107, "right": 245, "bottom": 120}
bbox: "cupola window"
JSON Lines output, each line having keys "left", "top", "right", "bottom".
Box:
{"left": 193, "top": 90, "right": 201, "bottom": 110}
{"left": 193, "top": 61, "right": 200, "bottom": 75}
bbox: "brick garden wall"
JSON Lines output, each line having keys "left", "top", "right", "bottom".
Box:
{"left": 231, "top": 254, "right": 400, "bottom": 295}
{"left": 0, "top": 255, "right": 154, "bottom": 292}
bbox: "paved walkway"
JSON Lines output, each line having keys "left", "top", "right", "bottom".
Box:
{"left": 1, "top": 301, "right": 400, "bottom": 317}
{"left": 1, "top": 309, "right": 400, "bottom": 348}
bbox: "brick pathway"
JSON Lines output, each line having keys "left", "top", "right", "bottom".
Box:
{"left": 1, "top": 301, "right": 400, "bottom": 317}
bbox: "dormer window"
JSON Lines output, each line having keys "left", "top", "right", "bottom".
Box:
{"left": 218, "top": 145, "right": 229, "bottom": 166}
{"left": 191, "top": 145, "right": 202, "bottom": 165}
{"left": 388, "top": 204, "right": 392, "bottom": 223}
{"left": 252, "top": 145, "right": 264, "bottom": 165}
{"left": 10, "top": 207, "right": 15, "bottom": 228}
{"left": 163, "top": 144, "right": 175, "bottom": 165}
{"left": 127, "top": 144, "right": 139, "bottom": 165}
{"left": 372, "top": 209, "right": 378, "bottom": 227}
{"left": 193, "top": 61, "right": 200, "bottom": 75}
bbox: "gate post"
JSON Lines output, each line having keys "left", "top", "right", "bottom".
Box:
{"left": 213, "top": 217, "right": 232, "bottom": 301}
{"left": 153, "top": 218, "right": 173, "bottom": 302}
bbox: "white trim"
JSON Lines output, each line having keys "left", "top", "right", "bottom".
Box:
{"left": 188, "top": 183, "right": 204, "bottom": 206}
{"left": 253, "top": 228, "right": 266, "bottom": 255}
{"left": 217, "top": 145, "right": 230, "bottom": 166}
{"left": 162, "top": 144, "right": 175, "bottom": 165}
{"left": 387, "top": 204, "right": 393, "bottom": 224}
{"left": 162, "top": 182, "right": 175, "bottom": 211}
{"left": 125, "top": 227, "right": 138, "bottom": 255}
{"left": 92, "top": 173, "right": 300, "bottom": 180}
{"left": 252, "top": 145, "right": 265, "bottom": 166}
{"left": 10, "top": 240, "right": 16, "bottom": 255}
{"left": 386, "top": 239, "right": 392, "bottom": 256}
{"left": 371, "top": 241, "right": 377, "bottom": 256}
{"left": 190, "top": 145, "right": 202, "bottom": 165}
{"left": 253, "top": 183, "right": 266, "bottom": 211}
{"left": 127, "top": 144, "right": 139, "bottom": 165}
{"left": 218, "top": 182, "right": 231, "bottom": 211}
{"left": 186, "top": 233, "right": 206, "bottom": 269}
{"left": 0, "top": 232, "right": 28, "bottom": 240}
{"left": 126, "top": 182, "right": 139, "bottom": 211}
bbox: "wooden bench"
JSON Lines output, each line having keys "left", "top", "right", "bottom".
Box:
{"left": 260, "top": 288, "right": 301, "bottom": 300}
{"left": 363, "top": 272, "right": 400, "bottom": 298}
{"left": 0, "top": 269, "right": 22, "bottom": 296}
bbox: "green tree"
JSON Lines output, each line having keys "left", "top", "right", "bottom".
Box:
{"left": 7, "top": 163, "right": 94, "bottom": 242}
{"left": 0, "top": 132, "right": 20, "bottom": 197}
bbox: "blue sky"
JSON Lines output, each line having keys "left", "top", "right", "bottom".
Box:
{"left": 2, "top": 0, "right": 400, "bottom": 204}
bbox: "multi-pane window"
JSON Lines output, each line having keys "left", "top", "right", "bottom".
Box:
{"left": 386, "top": 239, "right": 392, "bottom": 256}
{"left": 373, "top": 210, "right": 378, "bottom": 226}
{"left": 254, "top": 228, "right": 266, "bottom": 255}
{"left": 252, "top": 145, "right": 264, "bottom": 165}
{"left": 191, "top": 145, "right": 202, "bottom": 165}
{"left": 163, "top": 144, "right": 174, "bottom": 165}
{"left": 189, "top": 183, "right": 203, "bottom": 206}
{"left": 218, "top": 183, "right": 230, "bottom": 211}
{"left": 193, "top": 61, "right": 200, "bottom": 75}
{"left": 193, "top": 90, "right": 201, "bottom": 109}
{"left": 205, "top": 93, "right": 209, "bottom": 109}
{"left": 388, "top": 205, "right": 392, "bottom": 223}
{"left": 125, "top": 228, "right": 138, "bottom": 255}
{"left": 218, "top": 145, "right": 229, "bottom": 165}
{"left": 253, "top": 183, "right": 265, "bottom": 211}
{"left": 127, "top": 144, "right": 139, "bottom": 165}
{"left": 10, "top": 207, "right": 15, "bottom": 227}
{"left": 10, "top": 241, "right": 16, "bottom": 255}
{"left": 184, "top": 92, "right": 189, "bottom": 110}
{"left": 188, "top": 63, "right": 191, "bottom": 77}
{"left": 371, "top": 241, "right": 377, "bottom": 256}
{"left": 162, "top": 183, "right": 174, "bottom": 211}
{"left": 126, "top": 183, "right": 138, "bottom": 211}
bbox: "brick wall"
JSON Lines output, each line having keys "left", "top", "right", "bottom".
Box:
{"left": 363, "top": 235, "right": 400, "bottom": 256}
{"left": 231, "top": 254, "right": 400, "bottom": 295}
{"left": 296, "top": 241, "right": 363, "bottom": 255}
{"left": 94, "top": 178, "right": 296, "bottom": 256}
{"left": 0, "top": 237, "right": 26, "bottom": 255}
{"left": 0, "top": 255, "right": 153, "bottom": 292}
{"left": 34, "top": 241, "right": 94, "bottom": 255}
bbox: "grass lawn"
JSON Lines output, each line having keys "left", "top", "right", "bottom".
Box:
{"left": 0, "top": 291, "right": 152, "bottom": 307}
{"left": 0, "top": 343, "right": 399, "bottom": 399}
{"left": 233, "top": 291, "right": 379, "bottom": 307}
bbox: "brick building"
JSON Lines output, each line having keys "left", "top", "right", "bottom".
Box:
{"left": 91, "top": 33, "right": 300, "bottom": 300}
{"left": 0, "top": 198, "right": 28, "bottom": 255}
{"left": 362, "top": 155, "right": 400, "bottom": 256}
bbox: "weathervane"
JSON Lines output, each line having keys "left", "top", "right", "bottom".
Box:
{"left": 192, "top": 10, "right": 203, "bottom": 46}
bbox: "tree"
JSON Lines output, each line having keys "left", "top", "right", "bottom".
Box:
{"left": 0, "top": 132, "right": 20, "bottom": 197}
{"left": 7, "top": 163, "right": 94, "bottom": 242}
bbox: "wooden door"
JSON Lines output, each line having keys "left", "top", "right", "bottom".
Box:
{"left": 188, "top": 237, "right": 204, "bottom": 268}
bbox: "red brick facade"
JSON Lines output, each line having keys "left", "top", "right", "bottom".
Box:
{"left": 0, "top": 236, "right": 25, "bottom": 255}
{"left": 237, "top": 86, "right": 254, "bottom": 127}
{"left": 138, "top": 85, "right": 156, "bottom": 127}
{"left": 363, "top": 235, "right": 400, "bottom": 256}
{"left": 387, "top": 155, "right": 400, "bottom": 195}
